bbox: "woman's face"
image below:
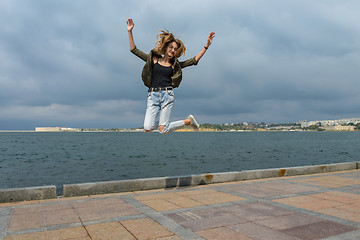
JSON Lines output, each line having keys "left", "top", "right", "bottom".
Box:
{"left": 165, "top": 41, "right": 178, "bottom": 58}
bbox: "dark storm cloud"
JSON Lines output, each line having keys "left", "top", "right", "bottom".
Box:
{"left": 1, "top": 0, "right": 360, "bottom": 129}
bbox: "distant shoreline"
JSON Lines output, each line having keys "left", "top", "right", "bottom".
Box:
{"left": 0, "top": 130, "right": 35, "bottom": 132}
{"left": 0, "top": 129, "right": 359, "bottom": 133}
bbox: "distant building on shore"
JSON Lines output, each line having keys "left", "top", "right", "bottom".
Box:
{"left": 35, "top": 127, "right": 80, "bottom": 132}
{"left": 322, "top": 125, "right": 355, "bottom": 131}
{"left": 298, "top": 118, "right": 360, "bottom": 128}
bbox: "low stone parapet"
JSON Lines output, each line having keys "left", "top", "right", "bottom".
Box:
{"left": 1, "top": 161, "right": 359, "bottom": 202}
{"left": 0, "top": 186, "right": 56, "bottom": 203}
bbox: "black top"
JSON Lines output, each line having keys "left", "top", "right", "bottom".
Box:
{"left": 151, "top": 62, "right": 173, "bottom": 88}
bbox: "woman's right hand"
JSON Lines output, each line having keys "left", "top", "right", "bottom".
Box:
{"left": 127, "top": 18, "right": 134, "bottom": 32}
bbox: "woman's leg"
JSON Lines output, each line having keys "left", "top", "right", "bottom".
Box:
{"left": 159, "top": 116, "right": 198, "bottom": 133}
{"left": 144, "top": 92, "right": 161, "bottom": 132}
{"left": 158, "top": 90, "right": 186, "bottom": 134}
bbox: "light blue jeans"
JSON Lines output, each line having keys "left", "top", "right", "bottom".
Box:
{"left": 144, "top": 90, "right": 185, "bottom": 134}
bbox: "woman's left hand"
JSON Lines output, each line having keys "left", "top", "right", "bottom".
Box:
{"left": 206, "top": 32, "right": 215, "bottom": 48}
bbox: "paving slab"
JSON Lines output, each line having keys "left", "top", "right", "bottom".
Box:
{"left": 1, "top": 169, "right": 360, "bottom": 240}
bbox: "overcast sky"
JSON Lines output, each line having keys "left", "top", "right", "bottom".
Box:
{"left": 1, "top": 0, "right": 359, "bottom": 130}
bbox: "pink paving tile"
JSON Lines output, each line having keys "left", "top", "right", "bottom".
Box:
{"left": 223, "top": 182, "right": 319, "bottom": 198}
{"left": 187, "top": 191, "right": 246, "bottom": 205}
{"left": 325, "top": 191, "right": 360, "bottom": 201}
{"left": 167, "top": 207, "right": 248, "bottom": 232}
{"left": 281, "top": 220, "right": 357, "bottom": 240}
{"left": 43, "top": 208, "right": 81, "bottom": 226}
{"left": 7, "top": 212, "right": 45, "bottom": 232}
{"left": 290, "top": 176, "right": 360, "bottom": 188}
{"left": 4, "top": 232, "right": 47, "bottom": 240}
{"left": 75, "top": 203, "right": 139, "bottom": 222}
{"left": 196, "top": 227, "right": 252, "bottom": 240}
{"left": 342, "top": 214, "right": 360, "bottom": 223}
{"left": 165, "top": 211, "right": 202, "bottom": 223}
{"left": 255, "top": 213, "right": 322, "bottom": 230}
{"left": 67, "top": 238, "right": 92, "bottom": 240}
{"left": 224, "top": 184, "right": 279, "bottom": 198}
{"left": 273, "top": 195, "right": 316, "bottom": 205}
{"left": 11, "top": 203, "right": 72, "bottom": 215}
{"left": 180, "top": 214, "right": 248, "bottom": 232}
{"left": 64, "top": 238, "right": 92, "bottom": 240}
{"left": 86, "top": 192, "right": 131, "bottom": 199}
{"left": 10, "top": 206, "right": 43, "bottom": 215}
{"left": 178, "top": 189, "right": 219, "bottom": 196}
{"left": 220, "top": 202, "right": 295, "bottom": 221}
{"left": 256, "top": 182, "right": 319, "bottom": 194}
{"left": 136, "top": 189, "right": 244, "bottom": 210}
{"left": 167, "top": 207, "right": 233, "bottom": 223}
{"left": 0, "top": 200, "right": 41, "bottom": 208}
{"left": 4, "top": 227, "right": 89, "bottom": 240}
{"left": 70, "top": 198, "right": 128, "bottom": 209}
{"left": 120, "top": 217, "right": 174, "bottom": 240}
{"left": 155, "top": 236, "right": 183, "bottom": 240}
{"left": 317, "top": 208, "right": 360, "bottom": 222}
{"left": 85, "top": 221, "right": 136, "bottom": 240}
{"left": 338, "top": 170, "right": 360, "bottom": 178}
{"left": 311, "top": 191, "right": 360, "bottom": 204}
{"left": 166, "top": 196, "right": 204, "bottom": 208}
{"left": 294, "top": 199, "right": 344, "bottom": 211}
{"left": 43, "top": 227, "right": 89, "bottom": 239}
{"left": 134, "top": 192, "right": 181, "bottom": 202}
{"left": 336, "top": 203, "right": 360, "bottom": 214}
{"left": 139, "top": 199, "right": 181, "bottom": 211}
{"left": 228, "top": 222, "right": 301, "bottom": 240}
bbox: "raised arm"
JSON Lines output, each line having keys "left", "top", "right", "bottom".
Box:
{"left": 127, "top": 18, "right": 149, "bottom": 61}
{"left": 127, "top": 18, "right": 136, "bottom": 51}
{"left": 195, "top": 32, "right": 215, "bottom": 62}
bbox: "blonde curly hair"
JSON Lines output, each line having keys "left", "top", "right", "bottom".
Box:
{"left": 153, "top": 30, "right": 186, "bottom": 58}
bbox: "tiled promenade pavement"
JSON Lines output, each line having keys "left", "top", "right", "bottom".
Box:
{"left": 1, "top": 169, "right": 360, "bottom": 240}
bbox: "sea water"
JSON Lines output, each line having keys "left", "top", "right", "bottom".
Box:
{"left": 1, "top": 131, "right": 359, "bottom": 192}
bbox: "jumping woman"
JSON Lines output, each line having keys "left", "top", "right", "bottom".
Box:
{"left": 127, "top": 18, "right": 215, "bottom": 134}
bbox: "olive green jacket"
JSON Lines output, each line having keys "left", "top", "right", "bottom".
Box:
{"left": 130, "top": 46, "right": 198, "bottom": 88}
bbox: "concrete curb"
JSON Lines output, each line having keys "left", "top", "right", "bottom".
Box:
{"left": 0, "top": 186, "right": 56, "bottom": 203}
{"left": 1, "top": 162, "right": 358, "bottom": 201}
{"left": 63, "top": 175, "right": 204, "bottom": 197}
{"left": 63, "top": 161, "right": 359, "bottom": 198}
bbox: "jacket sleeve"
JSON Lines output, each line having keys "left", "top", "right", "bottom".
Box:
{"left": 179, "top": 57, "right": 198, "bottom": 68}
{"left": 130, "top": 46, "right": 149, "bottom": 62}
